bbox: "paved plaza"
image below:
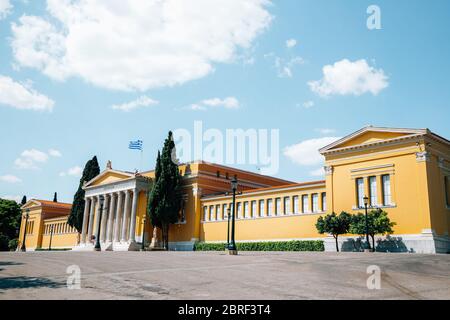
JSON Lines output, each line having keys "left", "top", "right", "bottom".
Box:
{"left": 0, "top": 251, "right": 449, "bottom": 300}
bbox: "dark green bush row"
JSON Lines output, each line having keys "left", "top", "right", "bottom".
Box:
{"left": 194, "top": 240, "right": 324, "bottom": 252}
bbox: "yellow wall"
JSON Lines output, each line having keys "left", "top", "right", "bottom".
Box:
{"left": 200, "top": 183, "right": 326, "bottom": 242}
{"left": 18, "top": 207, "right": 42, "bottom": 250}
{"left": 41, "top": 218, "right": 78, "bottom": 249}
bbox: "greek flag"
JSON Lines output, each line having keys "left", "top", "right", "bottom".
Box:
{"left": 129, "top": 140, "right": 143, "bottom": 151}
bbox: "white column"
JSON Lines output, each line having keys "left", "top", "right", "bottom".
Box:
{"left": 100, "top": 194, "right": 109, "bottom": 242}
{"left": 87, "top": 197, "right": 96, "bottom": 242}
{"left": 114, "top": 191, "right": 123, "bottom": 242}
{"left": 106, "top": 193, "right": 116, "bottom": 242}
{"left": 121, "top": 190, "right": 131, "bottom": 242}
{"left": 128, "top": 189, "right": 139, "bottom": 242}
{"left": 94, "top": 195, "right": 102, "bottom": 241}
{"left": 81, "top": 198, "right": 90, "bottom": 244}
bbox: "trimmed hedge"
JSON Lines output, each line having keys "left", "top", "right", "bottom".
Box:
{"left": 194, "top": 240, "right": 324, "bottom": 252}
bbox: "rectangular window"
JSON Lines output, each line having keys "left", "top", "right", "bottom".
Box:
{"left": 251, "top": 201, "right": 257, "bottom": 218}
{"left": 321, "top": 193, "right": 327, "bottom": 211}
{"left": 369, "top": 176, "right": 377, "bottom": 206}
{"left": 259, "top": 199, "right": 265, "bottom": 217}
{"left": 244, "top": 202, "right": 249, "bottom": 218}
{"left": 302, "top": 195, "right": 309, "bottom": 213}
{"left": 275, "top": 198, "right": 281, "bottom": 215}
{"left": 215, "top": 205, "right": 220, "bottom": 221}
{"left": 445, "top": 176, "right": 450, "bottom": 207}
{"left": 312, "top": 193, "right": 319, "bottom": 213}
{"left": 222, "top": 203, "right": 228, "bottom": 219}
{"left": 237, "top": 202, "right": 242, "bottom": 218}
{"left": 382, "top": 175, "right": 392, "bottom": 205}
{"left": 284, "top": 197, "right": 290, "bottom": 215}
{"left": 203, "top": 206, "right": 208, "bottom": 221}
{"left": 293, "top": 196, "right": 299, "bottom": 214}
{"left": 267, "top": 199, "right": 273, "bottom": 216}
{"left": 356, "top": 178, "right": 365, "bottom": 208}
{"left": 209, "top": 206, "right": 214, "bottom": 221}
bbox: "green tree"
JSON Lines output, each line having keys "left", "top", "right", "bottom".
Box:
{"left": 147, "top": 132, "right": 182, "bottom": 250}
{"left": 0, "top": 198, "right": 22, "bottom": 251}
{"left": 148, "top": 151, "right": 162, "bottom": 228}
{"left": 68, "top": 156, "right": 100, "bottom": 233}
{"left": 21, "top": 195, "right": 27, "bottom": 206}
{"left": 316, "top": 211, "right": 352, "bottom": 252}
{"left": 349, "top": 209, "right": 396, "bottom": 250}
{"left": 53, "top": 192, "right": 58, "bottom": 203}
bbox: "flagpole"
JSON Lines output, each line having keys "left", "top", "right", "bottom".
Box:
{"left": 140, "top": 149, "right": 143, "bottom": 173}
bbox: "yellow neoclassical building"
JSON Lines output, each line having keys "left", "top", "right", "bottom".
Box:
{"left": 18, "top": 126, "right": 450, "bottom": 253}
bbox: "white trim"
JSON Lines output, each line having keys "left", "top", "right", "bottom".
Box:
{"left": 350, "top": 164, "right": 394, "bottom": 173}
{"left": 325, "top": 145, "right": 419, "bottom": 165}
{"left": 319, "top": 126, "right": 428, "bottom": 154}
{"left": 84, "top": 169, "right": 134, "bottom": 188}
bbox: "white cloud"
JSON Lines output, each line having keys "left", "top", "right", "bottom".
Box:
{"left": 284, "top": 136, "right": 341, "bottom": 166}
{"left": 309, "top": 167, "right": 325, "bottom": 177}
{"left": 308, "top": 59, "right": 388, "bottom": 97}
{"left": 315, "top": 128, "right": 336, "bottom": 135}
{"left": 14, "top": 149, "right": 51, "bottom": 170}
{"left": 286, "top": 38, "right": 297, "bottom": 48}
{"left": 184, "top": 96, "right": 240, "bottom": 111}
{"left": 0, "top": 0, "right": 12, "bottom": 20}
{"left": 11, "top": 0, "right": 272, "bottom": 91}
{"left": 111, "top": 96, "right": 159, "bottom": 112}
{"left": 0, "top": 75, "right": 54, "bottom": 111}
{"left": 48, "top": 149, "right": 62, "bottom": 157}
{"left": 0, "top": 174, "right": 22, "bottom": 183}
{"left": 302, "top": 100, "right": 314, "bottom": 109}
{"left": 274, "top": 56, "right": 304, "bottom": 78}
{"left": 202, "top": 97, "right": 240, "bottom": 109}
{"left": 59, "top": 166, "right": 82, "bottom": 177}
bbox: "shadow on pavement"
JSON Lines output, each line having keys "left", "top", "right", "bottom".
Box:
{"left": 0, "top": 261, "right": 24, "bottom": 272}
{"left": 0, "top": 276, "right": 64, "bottom": 291}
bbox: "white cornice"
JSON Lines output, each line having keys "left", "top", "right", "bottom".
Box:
{"left": 319, "top": 126, "right": 429, "bottom": 154}
{"left": 321, "top": 133, "right": 424, "bottom": 156}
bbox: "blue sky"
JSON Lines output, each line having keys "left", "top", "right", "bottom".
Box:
{"left": 1, "top": 0, "right": 449, "bottom": 203}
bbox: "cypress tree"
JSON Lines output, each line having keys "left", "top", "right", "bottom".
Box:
{"left": 148, "top": 151, "right": 162, "bottom": 229}
{"left": 53, "top": 192, "right": 58, "bottom": 203}
{"left": 147, "top": 132, "right": 182, "bottom": 250}
{"left": 67, "top": 156, "right": 100, "bottom": 233}
{"left": 21, "top": 195, "right": 27, "bottom": 206}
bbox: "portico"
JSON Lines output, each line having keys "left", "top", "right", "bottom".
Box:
{"left": 74, "top": 168, "right": 150, "bottom": 251}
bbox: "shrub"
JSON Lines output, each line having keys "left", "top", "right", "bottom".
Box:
{"left": 8, "top": 238, "right": 19, "bottom": 251}
{"left": 194, "top": 240, "right": 324, "bottom": 252}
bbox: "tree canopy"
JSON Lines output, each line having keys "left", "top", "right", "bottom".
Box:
{"left": 0, "top": 198, "right": 22, "bottom": 251}
{"left": 147, "top": 132, "right": 182, "bottom": 250}
{"left": 316, "top": 211, "right": 352, "bottom": 252}
{"left": 349, "top": 209, "right": 396, "bottom": 250}
{"left": 67, "top": 156, "right": 100, "bottom": 232}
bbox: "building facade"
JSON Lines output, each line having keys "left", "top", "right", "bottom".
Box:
{"left": 18, "top": 126, "right": 450, "bottom": 253}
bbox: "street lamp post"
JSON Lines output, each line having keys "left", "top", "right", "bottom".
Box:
{"left": 227, "top": 207, "right": 231, "bottom": 248}
{"left": 94, "top": 195, "right": 105, "bottom": 251}
{"left": 228, "top": 177, "right": 238, "bottom": 255}
{"left": 21, "top": 209, "right": 30, "bottom": 252}
{"left": 363, "top": 196, "right": 372, "bottom": 251}
{"left": 141, "top": 217, "right": 146, "bottom": 251}
{"left": 49, "top": 225, "right": 54, "bottom": 251}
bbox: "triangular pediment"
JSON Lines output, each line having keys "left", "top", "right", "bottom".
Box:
{"left": 320, "top": 126, "right": 428, "bottom": 154}
{"left": 21, "top": 199, "right": 42, "bottom": 210}
{"left": 85, "top": 170, "right": 134, "bottom": 187}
